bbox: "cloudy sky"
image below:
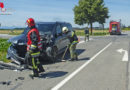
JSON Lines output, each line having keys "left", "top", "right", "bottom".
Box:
{"left": 0, "top": 0, "right": 130, "bottom": 28}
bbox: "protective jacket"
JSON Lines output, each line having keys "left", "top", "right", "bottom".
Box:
{"left": 27, "top": 27, "right": 42, "bottom": 51}
{"left": 69, "top": 31, "right": 78, "bottom": 45}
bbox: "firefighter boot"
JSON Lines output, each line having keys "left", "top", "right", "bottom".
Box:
{"left": 33, "top": 69, "right": 39, "bottom": 77}
{"left": 38, "top": 64, "right": 45, "bottom": 73}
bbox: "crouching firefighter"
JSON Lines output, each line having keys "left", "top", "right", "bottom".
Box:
{"left": 25, "top": 18, "right": 45, "bottom": 77}
{"left": 62, "top": 27, "right": 79, "bottom": 61}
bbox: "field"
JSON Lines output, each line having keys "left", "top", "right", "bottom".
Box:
{"left": 75, "top": 29, "right": 130, "bottom": 36}
{"left": 0, "top": 29, "right": 130, "bottom": 36}
{"left": 0, "top": 29, "right": 23, "bottom": 35}
{"left": 75, "top": 29, "right": 109, "bottom": 36}
{"left": 0, "top": 29, "right": 110, "bottom": 36}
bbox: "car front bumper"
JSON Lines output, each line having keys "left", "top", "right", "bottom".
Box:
{"left": 7, "top": 45, "right": 25, "bottom": 65}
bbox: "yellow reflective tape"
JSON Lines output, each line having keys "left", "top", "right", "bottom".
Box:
{"left": 31, "top": 45, "right": 37, "bottom": 48}
{"left": 32, "top": 58, "right": 37, "bottom": 69}
{"left": 72, "top": 41, "right": 78, "bottom": 45}
{"left": 72, "top": 31, "right": 74, "bottom": 37}
{"left": 31, "top": 52, "right": 40, "bottom": 56}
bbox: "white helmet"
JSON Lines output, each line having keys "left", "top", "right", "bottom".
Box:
{"left": 62, "top": 27, "right": 68, "bottom": 33}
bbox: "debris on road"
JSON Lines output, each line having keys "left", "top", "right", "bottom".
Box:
{"left": 0, "top": 61, "right": 24, "bottom": 71}
{"left": 0, "top": 81, "right": 11, "bottom": 85}
{"left": 18, "top": 77, "right": 24, "bottom": 80}
{"left": 15, "top": 77, "right": 25, "bottom": 81}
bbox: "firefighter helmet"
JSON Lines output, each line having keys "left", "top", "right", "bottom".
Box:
{"left": 26, "top": 18, "right": 35, "bottom": 27}
{"left": 62, "top": 27, "right": 68, "bottom": 33}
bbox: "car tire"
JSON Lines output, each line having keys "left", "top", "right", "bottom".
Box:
{"left": 46, "top": 46, "right": 58, "bottom": 63}
{"left": 50, "top": 47, "right": 58, "bottom": 63}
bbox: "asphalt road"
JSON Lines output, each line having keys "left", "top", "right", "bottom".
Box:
{"left": 0, "top": 32, "right": 130, "bottom": 90}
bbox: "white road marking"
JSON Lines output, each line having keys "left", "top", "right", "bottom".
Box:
{"left": 78, "top": 38, "right": 93, "bottom": 44}
{"left": 78, "top": 40, "right": 85, "bottom": 44}
{"left": 51, "top": 42, "right": 112, "bottom": 90}
{"left": 117, "top": 48, "right": 128, "bottom": 61}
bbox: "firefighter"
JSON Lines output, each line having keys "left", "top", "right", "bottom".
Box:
{"left": 84, "top": 27, "right": 89, "bottom": 41}
{"left": 62, "top": 27, "right": 78, "bottom": 61}
{"left": 25, "top": 18, "right": 45, "bottom": 77}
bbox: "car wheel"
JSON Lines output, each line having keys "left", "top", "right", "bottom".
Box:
{"left": 51, "top": 47, "right": 58, "bottom": 63}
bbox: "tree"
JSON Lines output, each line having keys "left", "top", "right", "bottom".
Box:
{"left": 74, "top": 0, "right": 109, "bottom": 34}
{"left": 98, "top": 1, "right": 109, "bottom": 30}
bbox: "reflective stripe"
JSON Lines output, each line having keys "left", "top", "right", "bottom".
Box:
{"left": 31, "top": 45, "right": 37, "bottom": 48}
{"left": 32, "top": 58, "right": 37, "bottom": 69}
{"left": 72, "top": 31, "right": 74, "bottom": 37}
{"left": 31, "top": 52, "right": 40, "bottom": 56}
{"left": 31, "top": 52, "right": 40, "bottom": 58}
{"left": 72, "top": 41, "right": 78, "bottom": 43}
{"left": 72, "top": 41, "right": 78, "bottom": 45}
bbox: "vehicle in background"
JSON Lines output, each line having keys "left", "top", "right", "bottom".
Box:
{"left": 7, "top": 22, "right": 73, "bottom": 64}
{"left": 109, "top": 21, "right": 121, "bottom": 35}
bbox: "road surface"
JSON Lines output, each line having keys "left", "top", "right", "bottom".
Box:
{"left": 0, "top": 32, "right": 130, "bottom": 90}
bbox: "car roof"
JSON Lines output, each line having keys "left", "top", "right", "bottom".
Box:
{"left": 36, "top": 22, "right": 70, "bottom": 25}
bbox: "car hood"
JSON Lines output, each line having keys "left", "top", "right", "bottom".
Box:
{"left": 8, "top": 34, "right": 27, "bottom": 45}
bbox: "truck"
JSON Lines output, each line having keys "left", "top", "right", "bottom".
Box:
{"left": 109, "top": 21, "right": 121, "bottom": 35}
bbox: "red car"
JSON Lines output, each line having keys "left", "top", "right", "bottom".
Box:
{"left": 109, "top": 21, "right": 121, "bottom": 35}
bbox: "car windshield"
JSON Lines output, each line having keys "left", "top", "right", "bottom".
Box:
{"left": 36, "top": 24, "right": 54, "bottom": 35}
{"left": 22, "top": 24, "right": 55, "bottom": 35}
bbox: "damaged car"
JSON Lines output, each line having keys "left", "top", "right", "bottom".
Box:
{"left": 7, "top": 22, "right": 72, "bottom": 65}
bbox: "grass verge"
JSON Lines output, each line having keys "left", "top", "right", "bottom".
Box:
{"left": 0, "top": 38, "right": 11, "bottom": 63}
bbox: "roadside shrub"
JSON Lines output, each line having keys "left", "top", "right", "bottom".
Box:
{"left": 0, "top": 39, "right": 11, "bottom": 62}
{"left": 0, "top": 39, "right": 11, "bottom": 52}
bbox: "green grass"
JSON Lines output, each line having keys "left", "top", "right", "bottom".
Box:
{"left": 75, "top": 30, "right": 109, "bottom": 36}
{"left": 0, "top": 39, "right": 11, "bottom": 63}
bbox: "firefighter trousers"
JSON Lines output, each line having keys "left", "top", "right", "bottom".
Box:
{"left": 69, "top": 43, "right": 78, "bottom": 60}
{"left": 25, "top": 52, "right": 45, "bottom": 76}
{"left": 84, "top": 34, "right": 89, "bottom": 41}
